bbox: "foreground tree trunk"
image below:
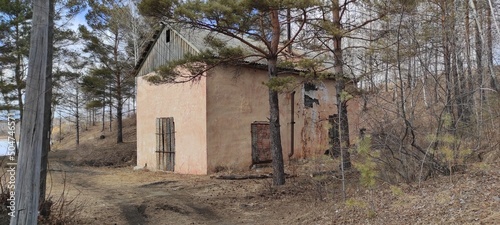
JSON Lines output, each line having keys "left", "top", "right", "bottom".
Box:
{"left": 332, "top": 0, "right": 351, "bottom": 169}
{"left": 39, "top": 0, "right": 55, "bottom": 214}
{"left": 11, "top": 0, "right": 53, "bottom": 223}
{"left": 268, "top": 58, "right": 285, "bottom": 185}
{"left": 268, "top": 9, "right": 285, "bottom": 186}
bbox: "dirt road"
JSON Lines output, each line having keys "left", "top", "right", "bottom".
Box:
{"left": 47, "top": 150, "right": 325, "bottom": 225}
{"left": 44, "top": 149, "right": 500, "bottom": 225}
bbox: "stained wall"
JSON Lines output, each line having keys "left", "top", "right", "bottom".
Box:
{"left": 205, "top": 66, "right": 358, "bottom": 172}
{"left": 136, "top": 75, "right": 208, "bottom": 174}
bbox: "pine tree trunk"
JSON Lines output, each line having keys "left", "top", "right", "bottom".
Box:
{"left": 102, "top": 95, "right": 105, "bottom": 132}
{"left": 14, "top": 22, "right": 23, "bottom": 157}
{"left": 268, "top": 9, "right": 285, "bottom": 186}
{"left": 109, "top": 90, "right": 112, "bottom": 132}
{"left": 59, "top": 116, "right": 62, "bottom": 142}
{"left": 14, "top": 3, "right": 24, "bottom": 123}
{"left": 114, "top": 31, "right": 123, "bottom": 143}
{"left": 332, "top": 0, "right": 351, "bottom": 169}
{"left": 76, "top": 86, "right": 80, "bottom": 146}
{"left": 116, "top": 96, "right": 123, "bottom": 143}
{"left": 15, "top": 63, "right": 23, "bottom": 120}
{"left": 268, "top": 57, "right": 285, "bottom": 186}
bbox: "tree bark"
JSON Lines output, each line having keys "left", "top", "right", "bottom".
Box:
{"left": 486, "top": 7, "right": 498, "bottom": 92}
{"left": 268, "top": 58, "right": 285, "bottom": 186}
{"left": 102, "top": 95, "right": 105, "bottom": 132}
{"left": 464, "top": 0, "right": 474, "bottom": 122}
{"left": 267, "top": 9, "right": 285, "bottom": 186}
{"left": 109, "top": 88, "right": 112, "bottom": 132}
{"left": 10, "top": 0, "right": 52, "bottom": 223}
{"left": 115, "top": 73, "right": 123, "bottom": 143}
{"left": 116, "top": 98, "right": 123, "bottom": 143}
{"left": 14, "top": 0, "right": 24, "bottom": 123}
{"left": 114, "top": 31, "right": 124, "bottom": 143}
{"left": 14, "top": 11, "right": 24, "bottom": 157}
{"left": 76, "top": 85, "right": 80, "bottom": 146}
{"left": 473, "top": 0, "right": 484, "bottom": 103}
{"left": 441, "top": 1, "right": 454, "bottom": 119}
{"left": 332, "top": 0, "right": 351, "bottom": 169}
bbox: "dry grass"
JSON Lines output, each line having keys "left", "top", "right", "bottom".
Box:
{"left": 51, "top": 115, "right": 137, "bottom": 168}
{"left": 358, "top": 81, "right": 500, "bottom": 183}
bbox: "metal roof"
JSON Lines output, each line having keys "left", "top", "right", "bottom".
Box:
{"left": 133, "top": 23, "right": 338, "bottom": 78}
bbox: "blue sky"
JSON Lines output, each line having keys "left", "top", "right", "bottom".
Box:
{"left": 65, "top": 6, "right": 89, "bottom": 31}
{"left": 0, "top": 110, "right": 20, "bottom": 121}
{"left": 0, "top": 140, "right": 9, "bottom": 156}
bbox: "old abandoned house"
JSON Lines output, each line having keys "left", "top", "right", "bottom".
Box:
{"left": 134, "top": 24, "right": 359, "bottom": 174}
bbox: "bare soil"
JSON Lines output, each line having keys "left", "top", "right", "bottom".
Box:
{"left": 44, "top": 150, "right": 500, "bottom": 225}
{"left": 2, "top": 117, "right": 499, "bottom": 224}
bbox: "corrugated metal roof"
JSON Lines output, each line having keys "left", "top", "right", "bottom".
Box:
{"left": 167, "top": 24, "right": 271, "bottom": 66}
{"left": 133, "top": 23, "right": 337, "bottom": 77}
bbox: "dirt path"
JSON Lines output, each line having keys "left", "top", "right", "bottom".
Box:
{"left": 47, "top": 150, "right": 313, "bottom": 225}
{"left": 45, "top": 149, "right": 500, "bottom": 225}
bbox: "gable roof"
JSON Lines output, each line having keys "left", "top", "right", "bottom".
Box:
{"left": 134, "top": 24, "right": 199, "bottom": 77}
{"left": 133, "top": 23, "right": 344, "bottom": 79}
{"left": 134, "top": 23, "right": 313, "bottom": 77}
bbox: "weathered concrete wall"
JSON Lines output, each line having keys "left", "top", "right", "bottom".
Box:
{"left": 205, "top": 66, "right": 350, "bottom": 172}
{"left": 205, "top": 67, "right": 272, "bottom": 172}
{"left": 136, "top": 66, "right": 361, "bottom": 174}
{"left": 296, "top": 80, "right": 336, "bottom": 159}
{"left": 136, "top": 75, "right": 208, "bottom": 174}
{"left": 347, "top": 95, "right": 361, "bottom": 147}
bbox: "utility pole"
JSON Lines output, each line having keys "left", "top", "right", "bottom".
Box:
{"left": 10, "top": 0, "right": 53, "bottom": 224}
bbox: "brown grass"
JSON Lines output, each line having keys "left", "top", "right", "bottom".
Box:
{"left": 51, "top": 115, "right": 137, "bottom": 168}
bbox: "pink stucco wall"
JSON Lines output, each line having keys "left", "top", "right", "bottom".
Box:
{"left": 205, "top": 66, "right": 355, "bottom": 172}
{"left": 136, "top": 66, "right": 360, "bottom": 174}
{"left": 136, "top": 75, "right": 208, "bottom": 174}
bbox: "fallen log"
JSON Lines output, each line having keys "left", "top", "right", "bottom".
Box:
{"left": 211, "top": 173, "right": 296, "bottom": 180}
{"left": 211, "top": 174, "right": 272, "bottom": 180}
{"left": 309, "top": 170, "right": 338, "bottom": 178}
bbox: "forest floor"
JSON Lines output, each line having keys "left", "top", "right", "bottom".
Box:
{"left": 1, "top": 116, "right": 499, "bottom": 224}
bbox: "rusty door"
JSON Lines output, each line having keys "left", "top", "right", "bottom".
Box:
{"left": 251, "top": 121, "right": 272, "bottom": 164}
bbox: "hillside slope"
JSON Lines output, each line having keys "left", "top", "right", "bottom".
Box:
{"left": 51, "top": 115, "right": 137, "bottom": 167}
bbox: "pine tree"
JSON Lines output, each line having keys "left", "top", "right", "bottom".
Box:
{"left": 81, "top": 67, "right": 113, "bottom": 131}
{"left": 79, "top": 0, "right": 137, "bottom": 143}
{"left": 0, "top": 0, "right": 31, "bottom": 120}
